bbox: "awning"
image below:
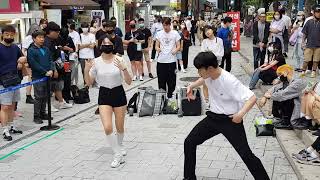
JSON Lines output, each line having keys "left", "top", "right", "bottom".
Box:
{"left": 41, "top": 0, "right": 100, "bottom": 10}
{"left": 0, "top": 13, "right": 32, "bottom": 20}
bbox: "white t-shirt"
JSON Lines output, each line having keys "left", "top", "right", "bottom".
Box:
{"left": 205, "top": 70, "right": 254, "bottom": 115}
{"left": 69, "top": 30, "right": 81, "bottom": 46}
{"left": 156, "top": 30, "right": 181, "bottom": 63}
{"left": 270, "top": 19, "right": 285, "bottom": 35}
{"left": 185, "top": 20, "right": 192, "bottom": 32}
{"left": 151, "top": 22, "right": 163, "bottom": 39}
{"left": 201, "top": 37, "right": 224, "bottom": 61}
{"left": 22, "top": 35, "right": 33, "bottom": 49}
{"left": 89, "top": 56, "right": 126, "bottom": 89}
{"left": 79, "top": 33, "right": 95, "bottom": 59}
{"left": 282, "top": 15, "right": 292, "bottom": 29}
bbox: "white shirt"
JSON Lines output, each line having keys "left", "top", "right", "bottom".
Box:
{"left": 156, "top": 30, "right": 181, "bottom": 63}
{"left": 270, "top": 19, "right": 285, "bottom": 35}
{"left": 69, "top": 30, "right": 81, "bottom": 46}
{"left": 205, "top": 70, "right": 254, "bottom": 115}
{"left": 22, "top": 35, "right": 33, "bottom": 49}
{"left": 79, "top": 33, "right": 96, "bottom": 59}
{"left": 185, "top": 20, "right": 192, "bottom": 32}
{"left": 282, "top": 15, "right": 292, "bottom": 29}
{"left": 201, "top": 37, "right": 224, "bottom": 62}
{"left": 89, "top": 56, "right": 126, "bottom": 89}
{"left": 151, "top": 22, "right": 163, "bottom": 39}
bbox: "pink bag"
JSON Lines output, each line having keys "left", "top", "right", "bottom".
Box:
{"left": 289, "top": 30, "right": 299, "bottom": 46}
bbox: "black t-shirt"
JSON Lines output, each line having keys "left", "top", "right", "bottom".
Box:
{"left": 0, "top": 43, "right": 22, "bottom": 76}
{"left": 96, "top": 34, "right": 124, "bottom": 57}
{"left": 141, "top": 28, "right": 152, "bottom": 49}
{"left": 125, "top": 30, "right": 145, "bottom": 54}
{"left": 95, "top": 29, "right": 106, "bottom": 43}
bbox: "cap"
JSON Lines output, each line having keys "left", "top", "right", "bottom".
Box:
{"left": 257, "top": 8, "right": 266, "bottom": 16}
{"left": 313, "top": 4, "right": 320, "bottom": 12}
{"left": 297, "top": 11, "right": 305, "bottom": 16}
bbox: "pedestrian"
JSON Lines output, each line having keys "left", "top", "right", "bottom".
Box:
{"left": 173, "top": 23, "right": 185, "bottom": 73}
{"left": 218, "top": 17, "right": 233, "bottom": 72}
{"left": 110, "top": 17, "right": 123, "bottom": 38}
{"left": 291, "top": 11, "right": 305, "bottom": 72}
{"left": 183, "top": 51, "right": 270, "bottom": 180}
{"left": 180, "top": 21, "right": 191, "bottom": 71}
{"left": 124, "top": 20, "right": 145, "bottom": 81}
{"left": 190, "top": 18, "right": 197, "bottom": 46}
{"left": 68, "top": 23, "right": 81, "bottom": 52}
{"left": 252, "top": 10, "right": 270, "bottom": 70}
{"left": 151, "top": 16, "right": 163, "bottom": 61}
{"left": 280, "top": 8, "right": 292, "bottom": 58}
{"left": 301, "top": 4, "right": 320, "bottom": 78}
{"left": 155, "top": 17, "right": 181, "bottom": 99}
{"left": 78, "top": 22, "right": 96, "bottom": 85}
{"left": 185, "top": 16, "right": 192, "bottom": 33}
{"left": 27, "top": 30, "right": 55, "bottom": 124}
{"left": 0, "top": 25, "right": 25, "bottom": 141}
{"left": 270, "top": 11, "right": 285, "bottom": 55}
{"left": 196, "top": 16, "right": 206, "bottom": 45}
{"left": 84, "top": 35, "right": 132, "bottom": 168}
{"left": 90, "top": 19, "right": 99, "bottom": 34}
{"left": 138, "top": 18, "right": 154, "bottom": 78}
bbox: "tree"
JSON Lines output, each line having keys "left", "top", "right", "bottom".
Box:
{"left": 305, "top": 0, "right": 314, "bottom": 17}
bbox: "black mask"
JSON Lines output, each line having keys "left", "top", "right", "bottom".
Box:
{"left": 273, "top": 49, "right": 279, "bottom": 54}
{"left": 279, "top": 75, "right": 288, "bottom": 82}
{"left": 3, "top": 38, "right": 14, "bottom": 44}
{"left": 157, "top": 19, "right": 161, "bottom": 23}
{"left": 130, "top": 24, "right": 136, "bottom": 29}
{"left": 100, "top": 45, "right": 114, "bottom": 54}
{"left": 106, "top": 30, "right": 114, "bottom": 34}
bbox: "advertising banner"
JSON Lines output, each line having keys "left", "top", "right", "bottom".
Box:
{"left": 227, "top": 11, "right": 240, "bottom": 51}
{"left": 0, "top": 0, "right": 21, "bottom": 13}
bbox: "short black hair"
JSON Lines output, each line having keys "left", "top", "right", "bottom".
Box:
{"left": 1, "top": 25, "right": 16, "bottom": 34}
{"left": 104, "top": 20, "right": 116, "bottom": 28}
{"left": 162, "top": 17, "right": 171, "bottom": 25}
{"left": 46, "top": 22, "right": 60, "bottom": 34}
{"left": 194, "top": 51, "right": 219, "bottom": 69}
{"left": 138, "top": 18, "right": 145, "bottom": 22}
{"left": 69, "top": 23, "right": 76, "bottom": 30}
{"left": 223, "top": 17, "right": 232, "bottom": 23}
{"left": 81, "top": 22, "right": 89, "bottom": 28}
{"left": 110, "top": 17, "right": 116, "bottom": 21}
{"left": 273, "top": 11, "right": 283, "bottom": 19}
{"left": 32, "top": 30, "right": 46, "bottom": 39}
{"left": 279, "top": 8, "right": 286, "bottom": 14}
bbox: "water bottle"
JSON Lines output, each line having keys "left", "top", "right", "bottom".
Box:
{"left": 60, "top": 50, "right": 66, "bottom": 62}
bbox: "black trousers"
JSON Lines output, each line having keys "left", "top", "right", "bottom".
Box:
{"left": 62, "top": 72, "right": 72, "bottom": 103}
{"left": 272, "top": 99, "right": 295, "bottom": 123}
{"left": 220, "top": 51, "right": 232, "bottom": 72}
{"left": 157, "top": 62, "right": 176, "bottom": 98}
{"left": 190, "top": 32, "right": 196, "bottom": 44}
{"left": 312, "top": 137, "right": 320, "bottom": 152}
{"left": 184, "top": 112, "right": 270, "bottom": 180}
{"left": 151, "top": 41, "right": 157, "bottom": 60}
{"left": 33, "top": 80, "right": 48, "bottom": 118}
{"left": 182, "top": 43, "right": 189, "bottom": 69}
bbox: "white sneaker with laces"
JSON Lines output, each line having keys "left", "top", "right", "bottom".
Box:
{"left": 110, "top": 154, "right": 125, "bottom": 168}
{"left": 51, "top": 105, "right": 59, "bottom": 112}
{"left": 132, "top": 76, "right": 137, "bottom": 81}
{"left": 59, "top": 101, "right": 73, "bottom": 109}
{"left": 182, "top": 69, "right": 186, "bottom": 73}
{"left": 139, "top": 76, "right": 144, "bottom": 81}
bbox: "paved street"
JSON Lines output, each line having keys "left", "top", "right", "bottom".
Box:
{"left": 0, "top": 38, "right": 298, "bottom": 180}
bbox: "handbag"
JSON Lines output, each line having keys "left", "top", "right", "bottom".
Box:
{"left": 0, "top": 72, "right": 21, "bottom": 88}
{"left": 254, "top": 115, "right": 274, "bottom": 137}
{"left": 289, "top": 30, "right": 299, "bottom": 46}
{"left": 137, "top": 87, "right": 166, "bottom": 117}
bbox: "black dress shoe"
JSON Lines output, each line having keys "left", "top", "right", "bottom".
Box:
{"left": 3, "top": 133, "right": 12, "bottom": 141}
{"left": 26, "top": 96, "right": 35, "bottom": 104}
{"left": 40, "top": 114, "right": 53, "bottom": 120}
{"left": 9, "top": 128, "right": 23, "bottom": 134}
{"left": 33, "top": 118, "right": 43, "bottom": 124}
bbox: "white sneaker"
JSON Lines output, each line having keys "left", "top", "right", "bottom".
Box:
{"left": 182, "top": 69, "right": 186, "bottom": 73}
{"left": 50, "top": 105, "right": 59, "bottom": 112}
{"left": 59, "top": 101, "right": 73, "bottom": 109}
{"left": 110, "top": 154, "right": 125, "bottom": 168}
{"left": 139, "top": 76, "right": 144, "bottom": 81}
{"left": 132, "top": 76, "right": 137, "bottom": 81}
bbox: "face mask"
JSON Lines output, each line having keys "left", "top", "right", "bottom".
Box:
{"left": 139, "top": 24, "right": 145, "bottom": 29}
{"left": 3, "top": 38, "right": 14, "bottom": 44}
{"left": 279, "top": 75, "right": 288, "bottom": 82}
{"left": 297, "top": 16, "right": 303, "bottom": 21}
{"left": 268, "top": 46, "right": 274, "bottom": 53}
{"left": 181, "top": 25, "right": 186, "bottom": 29}
{"left": 100, "top": 45, "right": 114, "bottom": 54}
{"left": 274, "top": 15, "right": 280, "bottom": 20}
{"left": 158, "top": 19, "right": 161, "bottom": 23}
{"left": 106, "top": 30, "right": 114, "bottom": 34}
{"left": 82, "top": 28, "right": 89, "bottom": 33}
{"left": 130, "top": 24, "right": 136, "bottom": 29}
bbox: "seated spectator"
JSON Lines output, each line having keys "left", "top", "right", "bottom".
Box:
{"left": 258, "top": 65, "right": 307, "bottom": 130}
{"left": 292, "top": 137, "right": 320, "bottom": 165}
{"left": 27, "top": 30, "right": 55, "bottom": 124}
{"left": 249, "top": 41, "right": 286, "bottom": 90}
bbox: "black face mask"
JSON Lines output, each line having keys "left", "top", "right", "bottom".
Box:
{"left": 279, "top": 75, "right": 288, "bottom": 82}
{"left": 273, "top": 49, "right": 279, "bottom": 54}
{"left": 106, "top": 30, "right": 114, "bottom": 34}
{"left": 157, "top": 19, "right": 161, "bottom": 23}
{"left": 130, "top": 24, "right": 136, "bottom": 29}
{"left": 3, "top": 38, "right": 14, "bottom": 44}
{"left": 100, "top": 45, "right": 114, "bottom": 54}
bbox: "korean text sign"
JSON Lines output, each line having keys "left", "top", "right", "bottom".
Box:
{"left": 227, "top": 11, "right": 240, "bottom": 51}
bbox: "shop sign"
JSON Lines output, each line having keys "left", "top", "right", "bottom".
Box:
{"left": 227, "top": 11, "right": 240, "bottom": 51}
{"left": 69, "top": 6, "right": 85, "bottom": 10}
{"left": 91, "top": 10, "right": 105, "bottom": 28}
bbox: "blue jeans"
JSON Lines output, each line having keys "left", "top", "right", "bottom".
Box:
{"left": 253, "top": 47, "right": 266, "bottom": 70}
{"left": 293, "top": 42, "right": 304, "bottom": 69}
{"left": 249, "top": 69, "right": 261, "bottom": 89}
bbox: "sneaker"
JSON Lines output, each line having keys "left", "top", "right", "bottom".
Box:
{"left": 142, "top": 73, "right": 145, "bottom": 77}
{"left": 110, "top": 154, "right": 125, "bottom": 168}
{"left": 139, "top": 76, "right": 144, "bottom": 81}
{"left": 26, "top": 96, "right": 35, "bottom": 104}
{"left": 182, "top": 69, "right": 187, "bottom": 73}
{"left": 149, "top": 73, "right": 154, "bottom": 78}
{"left": 50, "top": 105, "right": 59, "bottom": 112}
{"left": 59, "top": 101, "right": 73, "bottom": 109}
{"left": 40, "top": 114, "right": 53, "bottom": 120}
{"left": 292, "top": 149, "right": 310, "bottom": 160}
{"left": 274, "top": 121, "right": 293, "bottom": 130}
{"left": 295, "top": 153, "right": 320, "bottom": 166}
{"left": 33, "top": 117, "right": 43, "bottom": 124}
{"left": 311, "top": 71, "right": 316, "bottom": 78}
{"left": 9, "top": 127, "right": 23, "bottom": 134}
{"left": 205, "top": 101, "right": 210, "bottom": 111}
{"left": 132, "top": 76, "right": 137, "bottom": 81}
{"left": 3, "top": 131, "right": 12, "bottom": 141}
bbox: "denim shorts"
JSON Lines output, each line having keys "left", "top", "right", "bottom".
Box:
{"left": 176, "top": 52, "right": 182, "bottom": 60}
{"left": 0, "top": 85, "right": 20, "bottom": 105}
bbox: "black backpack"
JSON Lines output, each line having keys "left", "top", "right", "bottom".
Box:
{"left": 71, "top": 85, "right": 90, "bottom": 104}
{"left": 127, "top": 92, "right": 139, "bottom": 113}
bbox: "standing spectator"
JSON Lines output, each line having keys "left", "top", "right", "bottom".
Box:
{"left": 280, "top": 8, "right": 292, "bottom": 58}
{"left": 138, "top": 18, "right": 154, "bottom": 78}
{"left": 291, "top": 11, "right": 305, "bottom": 72}
{"left": 90, "top": 19, "right": 99, "bottom": 34}
{"left": 0, "top": 25, "right": 25, "bottom": 141}
{"left": 44, "top": 22, "right": 72, "bottom": 111}
{"left": 84, "top": 35, "right": 132, "bottom": 168}
{"left": 124, "top": 20, "right": 145, "bottom": 81}
{"left": 218, "top": 17, "right": 233, "bottom": 72}
{"left": 173, "top": 24, "right": 185, "bottom": 73}
{"left": 151, "top": 16, "right": 163, "bottom": 61}
{"left": 155, "top": 17, "right": 181, "bottom": 99}
{"left": 95, "top": 19, "right": 108, "bottom": 48}
{"left": 39, "top": 19, "right": 48, "bottom": 31}
{"left": 78, "top": 22, "right": 96, "bottom": 85}
{"left": 196, "top": 16, "right": 206, "bottom": 45}
{"left": 301, "top": 4, "right": 320, "bottom": 78}
{"left": 68, "top": 23, "right": 81, "bottom": 52}
{"left": 270, "top": 11, "right": 286, "bottom": 54}
{"left": 252, "top": 10, "right": 270, "bottom": 70}
{"left": 110, "top": 17, "right": 123, "bottom": 38}
{"left": 180, "top": 21, "right": 191, "bottom": 71}
{"left": 27, "top": 30, "right": 55, "bottom": 124}
{"left": 190, "top": 18, "right": 197, "bottom": 46}
{"left": 185, "top": 16, "right": 192, "bottom": 33}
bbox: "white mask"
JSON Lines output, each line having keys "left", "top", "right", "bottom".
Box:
{"left": 181, "top": 25, "right": 185, "bottom": 29}
{"left": 82, "top": 28, "right": 89, "bottom": 33}
{"left": 268, "top": 46, "right": 274, "bottom": 53}
{"left": 274, "top": 15, "right": 280, "bottom": 20}
{"left": 297, "top": 16, "right": 303, "bottom": 21}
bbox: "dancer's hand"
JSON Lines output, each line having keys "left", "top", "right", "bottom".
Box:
{"left": 229, "top": 111, "right": 244, "bottom": 124}
{"left": 186, "top": 85, "right": 195, "bottom": 101}
{"left": 114, "top": 57, "right": 126, "bottom": 71}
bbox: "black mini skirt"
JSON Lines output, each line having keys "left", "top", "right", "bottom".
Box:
{"left": 98, "top": 85, "right": 127, "bottom": 107}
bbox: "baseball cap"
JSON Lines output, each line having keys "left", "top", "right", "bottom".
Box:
{"left": 313, "top": 4, "right": 320, "bottom": 12}
{"left": 297, "top": 11, "right": 305, "bottom": 16}
{"left": 258, "top": 8, "right": 266, "bottom": 16}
